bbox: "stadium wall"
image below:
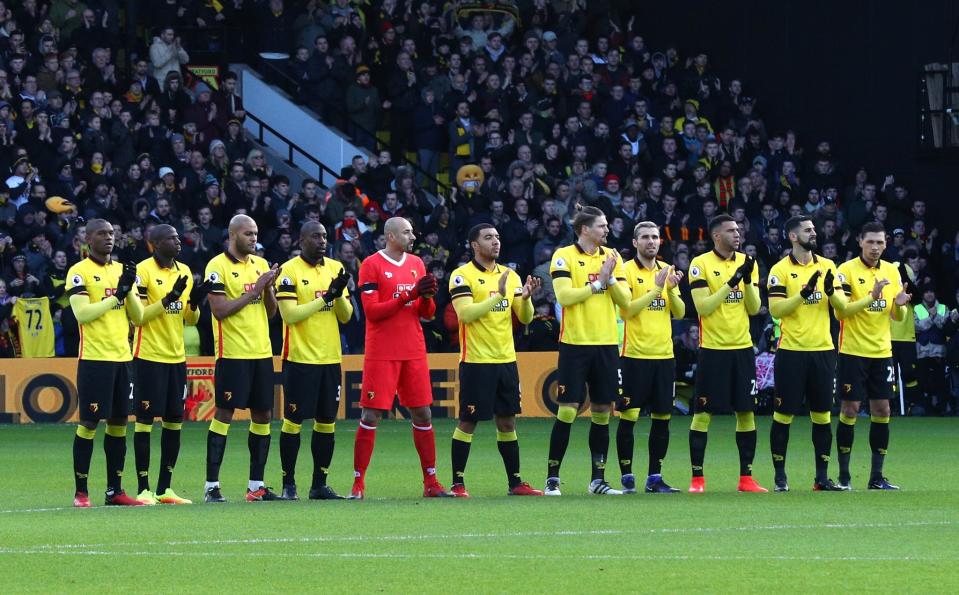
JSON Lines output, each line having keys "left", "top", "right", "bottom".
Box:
{"left": 0, "top": 354, "right": 585, "bottom": 423}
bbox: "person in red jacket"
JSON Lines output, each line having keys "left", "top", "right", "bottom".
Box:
{"left": 350, "top": 217, "right": 451, "bottom": 499}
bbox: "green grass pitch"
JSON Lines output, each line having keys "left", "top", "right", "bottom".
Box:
{"left": 1, "top": 417, "right": 956, "bottom": 592}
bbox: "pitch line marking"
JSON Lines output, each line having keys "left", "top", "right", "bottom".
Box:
{"left": 0, "top": 548, "right": 955, "bottom": 563}
{"left": 8, "top": 519, "right": 956, "bottom": 552}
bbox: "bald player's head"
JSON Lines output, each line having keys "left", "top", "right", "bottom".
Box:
{"left": 383, "top": 217, "right": 414, "bottom": 253}
{"left": 229, "top": 214, "right": 255, "bottom": 234}
{"left": 229, "top": 214, "right": 259, "bottom": 256}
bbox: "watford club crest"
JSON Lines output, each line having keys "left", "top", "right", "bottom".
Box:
{"left": 367, "top": 391, "right": 375, "bottom": 400}
{"left": 698, "top": 396, "right": 708, "bottom": 408}
{"left": 467, "top": 405, "right": 476, "bottom": 415}
{"left": 288, "top": 403, "right": 298, "bottom": 413}
{"left": 141, "top": 401, "right": 150, "bottom": 411}
{"left": 89, "top": 403, "right": 99, "bottom": 413}
{"left": 224, "top": 391, "right": 233, "bottom": 401}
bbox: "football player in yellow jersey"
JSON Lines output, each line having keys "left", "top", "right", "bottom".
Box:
{"left": 766, "top": 216, "right": 848, "bottom": 492}
{"left": 203, "top": 215, "right": 281, "bottom": 503}
{"left": 835, "top": 222, "right": 911, "bottom": 490}
{"left": 130, "top": 224, "right": 206, "bottom": 505}
{"left": 545, "top": 205, "right": 631, "bottom": 496}
{"left": 614, "top": 222, "right": 685, "bottom": 494}
{"left": 890, "top": 253, "right": 920, "bottom": 409}
{"left": 686, "top": 214, "right": 766, "bottom": 493}
{"left": 67, "top": 219, "right": 145, "bottom": 507}
{"left": 447, "top": 224, "right": 543, "bottom": 497}
{"left": 275, "top": 221, "right": 352, "bottom": 501}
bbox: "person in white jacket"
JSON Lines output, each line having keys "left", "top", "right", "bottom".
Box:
{"left": 150, "top": 27, "right": 190, "bottom": 84}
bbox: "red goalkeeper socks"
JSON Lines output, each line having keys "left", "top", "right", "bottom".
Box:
{"left": 412, "top": 423, "right": 437, "bottom": 481}
{"left": 353, "top": 422, "right": 377, "bottom": 482}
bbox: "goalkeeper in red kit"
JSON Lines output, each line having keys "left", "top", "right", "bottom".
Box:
{"left": 350, "top": 217, "right": 452, "bottom": 499}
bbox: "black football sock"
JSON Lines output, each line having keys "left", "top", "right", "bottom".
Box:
{"left": 496, "top": 430, "right": 522, "bottom": 488}
{"left": 770, "top": 421, "right": 790, "bottom": 480}
{"left": 279, "top": 426, "right": 300, "bottom": 486}
{"left": 311, "top": 423, "right": 336, "bottom": 489}
{"left": 206, "top": 420, "right": 229, "bottom": 483}
{"left": 811, "top": 422, "right": 832, "bottom": 483}
{"left": 547, "top": 419, "right": 572, "bottom": 479}
{"left": 869, "top": 416, "right": 890, "bottom": 480}
{"left": 73, "top": 428, "right": 95, "bottom": 493}
{"left": 689, "top": 430, "right": 708, "bottom": 477}
{"left": 133, "top": 424, "right": 152, "bottom": 493}
{"left": 648, "top": 418, "right": 670, "bottom": 476}
{"left": 588, "top": 415, "right": 610, "bottom": 482}
{"left": 735, "top": 430, "right": 757, "bottom": 476}
{"left": 103, "top": 431, "right": 126, "bottom": 492}
{"left": 836, "top": 415, "right": 856, "bottom": 484}
{"left": 248, "top": 423, "right": 271, "bottom": 484}
{"left": 615, "top": 418, "right": 635, "bottom": 476}
{"left": 451, "top": 428, "right": 472, "bottom": 486}
{"left": 156, "top": 422, "right": 182, "bottom": 495}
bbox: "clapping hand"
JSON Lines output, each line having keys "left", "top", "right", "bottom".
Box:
{"left": 115, "top": 262, "right": 137, "bottom": 301}
{"left": 894, "top": 283, "right": 912, "bottom": 306}
{"left": 522, "top": 274, "right": 541, "bottom": 299}
{"left": 325, "top": 269, "right": 350, "bottom": 303}
{"left": 800, "top": 270, "right": 821, "bottom": 299}
{"left": 163, "top": 275, "right": 189, "bottom": 307}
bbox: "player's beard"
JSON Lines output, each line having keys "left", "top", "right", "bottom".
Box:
{"left": 798, "top": 238, "right": 817, "bottom": 252}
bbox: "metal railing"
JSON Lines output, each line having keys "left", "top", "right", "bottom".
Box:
{"left": 244, "top": 111, "right": 342, "bottom": 189}
{"left": 255, "top": 58, "right": 452, "bottom": 194}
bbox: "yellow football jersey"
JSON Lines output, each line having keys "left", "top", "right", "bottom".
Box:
{"left": 275, "top": 255, "right": 350, "bottom": 364}
{"left": 12, "top": 296, "right": 54, "bottom": 357}
{"left": 837, "top": 257, "right": 903, "bottom": 358}
{"left": 890, "top": 263, "right": 916, "bottom": 342}
{"left": 549, "top": 243, "right": 626, "bottom": 345}
{"left": 688, "top": 250, "right": 759, "bottom": 350}
{"left": 133, "top": 257, "right": 198, "bottom": 363}
{"left": 449, "top": 260, "right": 524, "bottom": 363}
{"left": 205, "top": 251, "right": 272, "bottom": 359}
{"left": 66, "top": 258, "right": 133, "bottom": 361}
{"left": 767, "top": 254, "right": 841, "bottom": 351}
{"left": 620, "top": 258, "right": 679, "bottom": 359}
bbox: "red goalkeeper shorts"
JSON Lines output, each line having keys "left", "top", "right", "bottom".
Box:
{"left": 360, "top": 358, "right": 433, "bottom": 410}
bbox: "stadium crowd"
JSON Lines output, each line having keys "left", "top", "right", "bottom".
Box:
{"left": 0, "top": 0, "right": 956, "bottom": 415}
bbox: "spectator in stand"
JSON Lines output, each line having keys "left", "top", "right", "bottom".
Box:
{"left": 914, "top": 284, "right": 955, "bottom": 415}
{"left": 149, "top": 27, "right": 190, "bottom": 84}
{"left": 345, "top": 65, "right": 381, "bottom": 151}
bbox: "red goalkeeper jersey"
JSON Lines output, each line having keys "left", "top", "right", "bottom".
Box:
{"left": 359, "top": 250, "right": 436, "bottom": 360}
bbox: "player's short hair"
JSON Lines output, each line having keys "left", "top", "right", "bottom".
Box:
{"left": 708, "top": 214, "right": 735, "bottom": 233}
{"left": 784, "top": 215, "right": 812, "bottom": 236}
{"left": 861, "top": 221, "right": 885, "bottom": 236}
{"left": 84, "top": 218, "right": 110, "bottom": 233}
{"left": 468, "top": 223, "right": 496, "bottom": 243}
{"left": 632, "top": 221, "right": 659, "bottom": 238}
{"left": 571, "top": 204, "right": 606, "bottom": 236}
